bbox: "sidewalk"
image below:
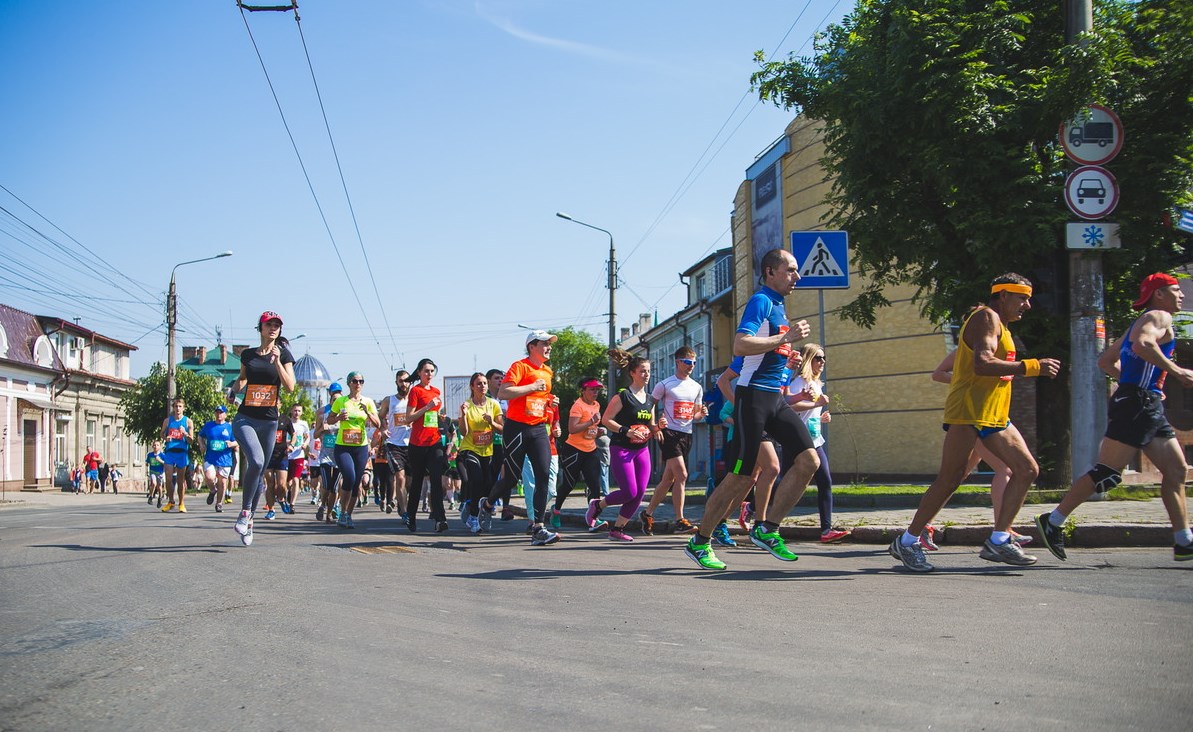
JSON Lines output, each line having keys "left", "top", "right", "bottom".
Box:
{"left": 3, "top": 485, "right": 1185, "bottom": 548}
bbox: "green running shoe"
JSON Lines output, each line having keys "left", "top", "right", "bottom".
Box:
{"left": 684, "top": 538, "right": 727, "bottom": 570}
{"left": 750, "top": 525, "right": 798, "bottom": 561}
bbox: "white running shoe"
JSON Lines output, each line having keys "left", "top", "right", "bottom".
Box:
{"left": 234, "top": 510, "right": 252, "bottom": 537}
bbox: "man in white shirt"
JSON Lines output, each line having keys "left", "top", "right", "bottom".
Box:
{"left": 377, "top": 370, "right": 413, "bottom": 517}
{"left": 639, "top": 346, "right": 707, "bottom": 535}
{"left": 286, "top": 404, "right": 310, "bottom": 513}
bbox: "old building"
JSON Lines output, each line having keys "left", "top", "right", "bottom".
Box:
{"left": 0, "top": 304, "right": 60, "bottom": 492}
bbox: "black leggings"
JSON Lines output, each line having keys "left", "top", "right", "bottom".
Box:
{"left": 488, "top": 419, "right": 551, "bottom": 523}
{"left": 458, "top": 450, "right": 492, "bottom": 518}
{"left": 406, "top": 443, "right": 446, "bottom": 522}
{"left": 555, "top": 441, "right": 603, "bottom": 510}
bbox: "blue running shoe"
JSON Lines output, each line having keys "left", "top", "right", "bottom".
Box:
{"left": 712, "top": 521, "right": 737, "bottom": 547}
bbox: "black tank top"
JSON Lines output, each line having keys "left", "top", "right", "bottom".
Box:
{"left": 609, "top": 388, "right": 655, "bottom": 448}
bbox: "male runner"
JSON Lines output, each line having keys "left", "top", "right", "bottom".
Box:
{"left": 285, "top": 404, "right": 309, "bottom": 513}
{"left": 683, "top": 248, "right": 815, "bottom": 570}
{"left": 640, "top": 345, "right": 708, "bottom": 534}
{"left": 891, "top": 273, "right": 1061, "bottom": 572}
{"left": 146, "top": 441, "right": 165, "bottom": 506}
{"left": 1037, "top": 272, "right": 1193, "bottom": 562}
{"left": 160, "top": 398, "right": 193, "bottom": 512}
{"left": 200, "top": 405, "right": 237, "bottom": 511}
{"left": 377, "top": 369, "right": 413, "bottom": 516}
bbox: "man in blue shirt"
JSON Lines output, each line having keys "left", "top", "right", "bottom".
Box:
{"left": 684, "top": 248, "right": 817, "bottom": 571}
{"left": 200, "top": 405, "right": 238, "bottom": 511}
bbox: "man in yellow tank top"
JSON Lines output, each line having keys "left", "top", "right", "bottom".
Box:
{"left": 890, "top": 273, "right": 1062, "bottom": 572}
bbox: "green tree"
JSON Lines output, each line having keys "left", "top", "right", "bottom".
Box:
{"left": 120, "top": 362, "right": 228, "bottom": 462}
{"left": 547, "top": 327, "right": 608, "bottom": 422}
{"left": 751, "top": 0, "right": 1193, "bottom": 483}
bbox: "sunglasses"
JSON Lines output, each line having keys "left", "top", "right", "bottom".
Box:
{"left": 813, "top": 355, "right": 826, "bottom": 362}
{"left": 677, "top": 359, "right": 695, "bottom": 366}
{"left": 350, "top": 379, "right": 365, "bottom": 384}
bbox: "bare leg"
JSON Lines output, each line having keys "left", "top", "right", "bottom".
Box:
{"left": 977, "top": 424, "right": 1038, "bottom": 533}
{"left": 764, "top": 448, "right": 819, "bottom": 521}
{"left": 748, "top": 442, "right": 782, "bottom": 523}
{"left": 696, "top": 472, "right": 754, "bottom": 537}
{"left": 908, "top": 426, "right": 979, "bottom": 535}
{"left": 1056, "top": 439, "right": 1138, "bottom": 517}
{"left": 1144, "top": 437, "right": 1189, "bottom": 531}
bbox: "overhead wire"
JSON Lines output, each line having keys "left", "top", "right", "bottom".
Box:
{"left": 236, "top": 2, "right": 394, "bottom": 370}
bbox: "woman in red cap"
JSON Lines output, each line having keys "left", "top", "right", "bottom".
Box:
{"left": 1037, "top": 273, "right": 1193, "bottom": 563}
{"left": 227, "top": 311, "right": 296, "bottom": 546}
{"left": 551, "top": 376, "right": 607, "bottom": 529}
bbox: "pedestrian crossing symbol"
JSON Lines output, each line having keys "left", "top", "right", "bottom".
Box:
{"left": 791, "top": 230, "right": 849, "bottom": 289}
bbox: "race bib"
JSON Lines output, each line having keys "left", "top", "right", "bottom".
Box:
{"left": 472, "top": 430, "right": 493, "bottom": 447}
{"left": 525, "top": 396, "right": 546, "bottom": 419}
{"left": 807, "top": 416, "right": 821, "bottom": 441}
{"left": 585, "top": 426, "right": 599, "bottom": 439}
{"left": 423, "top": 411, "right": 439, "bottom": 428}
{"left": 341, "top": 427, "right": 364, "bottom": 444}
{"left": 673, "top": 401, "right": 695, "bottom": 421}
{"left": 167, "top": 427, "right": 183, "bottom": 440}
{"left": 774, "top": 325, "right": 793, "bottom": 357}
{"left": 394, "top": 413, "right": 409, "bottom": 427}
{"left": 209, "top": 440, "right": 226, "bottom": 452}
{"left": 245, "top": 384, "right": 278, "bottom": 408}
{"left": 275, "top": 429, "right": 285, "bottom": 444}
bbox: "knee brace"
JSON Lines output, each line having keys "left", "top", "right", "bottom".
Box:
{"left": 1087, "top": 463, "right": 1122, "bottom": 494}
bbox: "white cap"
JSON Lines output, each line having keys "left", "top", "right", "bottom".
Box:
{"left": 524, "top": 330, "right": 557, "bottom": 346}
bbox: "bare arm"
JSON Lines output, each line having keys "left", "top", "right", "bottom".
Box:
{"left": 932, "top": 350, "right": 957, "bottom": 384}
{"left": 1097, "top": 333, "right": 1126, "bottom": 380}
{"left": 733, "top": 319, "right": 812, "bottom": 357}
{"left": 716, "top": 367, "right": 739, "bottom": 404}
{"left": 966, "top": 308, "right": 1060, "bottom": 378}
{"left": 600, "top": 394, "right": 625, "bottom": 433}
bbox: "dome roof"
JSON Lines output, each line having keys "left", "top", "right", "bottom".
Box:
{"left": 294, "top": 354, "right": 332, "bottom": 387}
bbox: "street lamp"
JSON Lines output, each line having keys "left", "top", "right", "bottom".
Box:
{"left": 556, "top": 212, "right": 616, "bottom": 386}
{"left": 166, "top": 251, "right": 233, "bottom": 404}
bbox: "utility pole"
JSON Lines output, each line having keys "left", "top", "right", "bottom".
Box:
{"left": 1066, "top": 0, "right": 1104, "bottom": 480}
{"left": 556, "top": 212, "right": 617, "bottom": 387}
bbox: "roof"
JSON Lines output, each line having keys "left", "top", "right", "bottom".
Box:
{"left": 0, "top": 303, "right": 63, "bottom": 373}
{"left": 294, "top": 353, "right": 332, "bottom": 386}
{"left": 681, "top": 247, "right": 733, "bottom": 278}
{"left": 36, "top": 316, "right": 138, "bottom": 351}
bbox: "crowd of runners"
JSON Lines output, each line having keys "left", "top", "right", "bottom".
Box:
{"left": 142, "top": 265, "right": 1193, "bottom": 570}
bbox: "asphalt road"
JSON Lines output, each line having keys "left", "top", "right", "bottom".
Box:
{"left": 1, "top": 500, "right": 1190, "bottom": 731}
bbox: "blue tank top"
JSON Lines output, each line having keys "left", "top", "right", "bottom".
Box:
{"left": 165, "top": 415, "right": 190, "bottom": 453}
{"left": 1119, "top": 317, "right": 1175, "bottom": 393}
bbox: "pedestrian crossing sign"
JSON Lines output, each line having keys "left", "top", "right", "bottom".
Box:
{"left": 791, "top": 230, "right": 849, "bottom": 289}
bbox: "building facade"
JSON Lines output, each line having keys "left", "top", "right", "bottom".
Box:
{"left": 0, "top": 305, "right": 60, "bottom": 492}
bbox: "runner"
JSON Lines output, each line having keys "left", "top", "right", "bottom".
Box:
{"left": 227, "top": 311, "right": 297, "bottom": 547}
{"left": 552, "top": 377, "right": 606, "bottom": 529}
{"left": 145, "top": 440, "right": 165, "bottom": 506}
{"left": 326, "top": 371, "right": 380, "bottom": 530}
{"left": 263, "top": 409, "right": 295, "bottom": 521}
{"left": 1036, "top": 273, "right": 1193, "bottom": 562}
{"left": 200, "top": 405, "right": 237, "bottom": 511}
{"left": 683, "top": 248, "right": 815, "bottom": 571}
{"left": 377, "top": 370, "right": 412, "bottom": 518}
{"left": 442, "top": 418, "right": 461, "bottom": 511}
{"left": 639, "top": 346, "right": 707, "bottom": 534}
{"left": 713, "top": 357, "right": 778, "bottom": 547}
{"left": 587, "top": 350, "right": 664, "bottom": 542}
{"left": 457, "top": 372, "right": 504, "bottom": 533}
{"left": 285, "top": 404, "right": 309, "bottom": 514}
{"left": 160, "top": 398, "right": 193, "bottom": 513}
{"left": 485, "top": 368, "right": 513, "bottom": 521}
{"left": 520, "top": 405, "right": 560, "bottom": 531}
{"left": 370, "top": 428, "right": 391, "bottom": 511}
{"left": 787, "top": 343, "right": 851, "bottom": 543}
{"left": 890, "top": 273, "right": 1061, "bottom": 572}
{"left": 479, "top": 331, "right": 561, "bottom": 546}
{"left": 404, "top": 359, "right": 448, "bottom": 533}
{"left": 314, "top": 382, "right": 343, "bottom": 523}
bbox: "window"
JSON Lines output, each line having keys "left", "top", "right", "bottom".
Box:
{"left": 696, "top": 273, "right": 707, "bottom": 302}
{"left": 102, "top": 424, "right": 111, "bottom": 458}
{"left": 114, "top": 426, "right": 124, "bottom": 464}
{"left": 54, "top": 420, "right": 67, "bottom": 469}
{"left": 86, "top": 419, "right": 96, "bottom": 454}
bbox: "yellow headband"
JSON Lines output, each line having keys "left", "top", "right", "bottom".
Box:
{"left": 991, "top": 283, "right": 1032, "bottom": 297}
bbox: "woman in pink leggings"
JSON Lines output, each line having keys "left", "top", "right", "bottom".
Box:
{"left": 585, "top": 349, "right": 665, "bottom": 542}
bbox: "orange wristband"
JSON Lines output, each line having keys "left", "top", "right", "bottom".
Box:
{"left": 1022, "top": 358, "right": 1041, "bottom": 377}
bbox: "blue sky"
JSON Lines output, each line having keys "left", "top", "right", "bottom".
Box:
{"left": 0, "top": 0, "right": 850, "bottom": 392}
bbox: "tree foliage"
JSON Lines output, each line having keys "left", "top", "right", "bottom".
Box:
{"left": 547, "top": 327, "right": 608, "bottom": 421}
{"left": 120, "top": 362, "right": 228, "bottom": 460}
{"left": 751, "top": 0, "right": 1193, "bottom": 340}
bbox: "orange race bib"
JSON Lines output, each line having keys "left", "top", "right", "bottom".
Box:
{"left": 525, "top": 396, "right": 547, "bottom": 419}
{"left": 673, "top": 401, "right": 695, "bottom": 421}
{"left": 394, "top": 413, "right": 409, "bottom": 427}
{"left": 245, "top": 384, "right": 278, "bottom": 408}
{"left": 472, "top": 430, "right": 493, "bottom": 447}
{"left": 341, "top": 428, "right": 364, "bottom": 444}
{"left": 275, "top": 429, "right": 285, "bottom": 444}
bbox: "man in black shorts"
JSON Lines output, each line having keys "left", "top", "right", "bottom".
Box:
{"left": 640, "top": 346, "right": 708, "bottom": 534}
{"left": 1037, "top": 273, "right": 1193, "bottom": 561}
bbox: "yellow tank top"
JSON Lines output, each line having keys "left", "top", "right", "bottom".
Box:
{"left": 943, "top": 307, "right": 1016, "bottom": 428}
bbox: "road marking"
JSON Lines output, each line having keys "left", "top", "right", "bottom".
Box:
{"left": 350, "top": 545, "right": 418, "bottom": 554}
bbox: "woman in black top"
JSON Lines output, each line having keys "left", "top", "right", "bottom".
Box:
{"left": 227, "top": 311, "right": 296, "bottom": 547}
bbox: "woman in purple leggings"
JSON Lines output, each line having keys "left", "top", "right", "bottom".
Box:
{"left": 585, "top": 349, "right": 665, "bottom": 542}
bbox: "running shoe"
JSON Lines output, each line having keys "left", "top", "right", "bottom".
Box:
{"left": 919, "top": 526, "right": 941, "bottom": 551}
{"left": 683, "top": 537, "right": 727, "bottom": 571}
{"left": 738, "top": 502, "right": 754, "bottom": 533}
{"left": 525, "top": 522, "right": 537, "bottom": 536}
{"left": 234, "top": 511, "right": 252, "bottom": 537}
{"left": 674, "top": 517, "right": 698, "bottom": 534}
{"left": 712, "top": 521, "right": 737, "bottom": 547}
{"left": 206, "top": 490, "right": 216, "bottom": 505}
{"left": 264, "top": 509, "right": 276, "bottom": 521}
{"left": 1030, "top": 517, "right": 1068, "bottom": 562}
{"left": 819, "top": 528, "right": 852, "bottom": 544}
{"left": 281, "top": 501, "right": 292, "bottom": 514}
{"left": 478, "top": 498, "right": 494, "bottom": 530}
{"left": 550, "top": 508, "right": 562, "bottom": 529}
{"left": 215, "top": 504, "right": 223, "bottom": 513}
{"left": 310, "top": 496, "right": 318, "bottom": 505}
{"left": 405, "top": 516, "right": 417, "bottom": 533}
{"left": 436, "top": 521, "right": 449, "bottom": 533}
{"left": 585, "top": 499, "right": 602, "bottom": 529}
{"left": 147, "top": 494, "right": 153, "bottom": 505}
{"left": 458, "top": 500, "right": 469, "bottom": 525}
{"left": 337, "top": 513, "right": 349, "bottom": 528}
{"left": 331, "top": 505, "right": 340, "bottom": 521}
{"left": 589, "top": 518, "right": 609, "bottom": 533}
{"left": 161, "top": 502, "right": 174, "bottom": 513}
{"left": 316, "top": 505, "right": 325, "bottom": 522}
{"left": 177, "top": 504, "right": 187, "bottom": 514}
{"left": 157, "top": 495, "right": 163, "bottom": 508}
{"left": 225, "top": 495, "right": 233, "bottom": 504}
{"left": 530, "top": 527, "right": 561, "bottom": 546}
{"left": 500, "top": 508, "right": 515, "bottom": 522}
{"left": 241, "top": 520, "right": 254, "bottom": 546}
{"left": 889, "top": 537, "right": 934, "bottom": 573}
{"left": 1175, "top": 542, "right": 1193, "bottom": 561}
{"left": 344, "top": 515, "right": 356, "bottom": 530}
{"left": 749, "top": 525, "right": 798, "bottom": 561}
{"left": 1009, "top": 531, "right": 1034, "bottom": 547}
{"left": 978, "top": 538, "right": 1038, "bottom": 566}
{"left": 386, "top": 501, "right": 395, "bottom": 514}
{"left": 640, "top": 511, "right": 654, "bottom": 536}
{"left": 609, "top": 528, "right": 633, "bottom": 542}
{"left": 467, "top": 516, "right": 481, "bottom": 534}
{"left": 375, "top": 495, "right": 383, "bottom": 507}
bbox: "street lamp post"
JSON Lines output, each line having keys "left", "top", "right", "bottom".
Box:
{"left": 166, "top": 251, "right": 233, "bottom": 404}
{"left": 556, "top": 212, "right": 617, "bottom": 387}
